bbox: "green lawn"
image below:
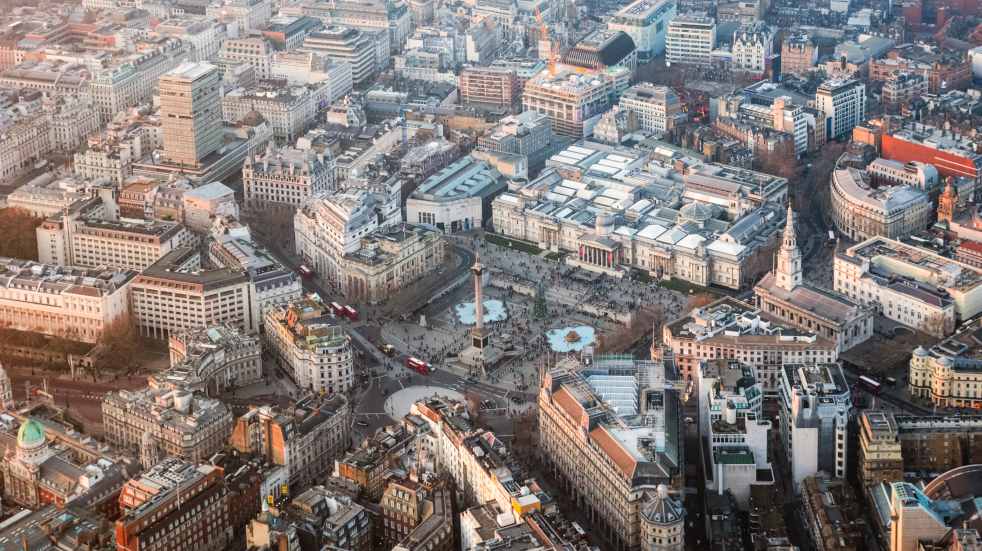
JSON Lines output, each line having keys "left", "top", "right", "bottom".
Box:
{"left": 485, "top": 233, "right": 542, "bottom": 255}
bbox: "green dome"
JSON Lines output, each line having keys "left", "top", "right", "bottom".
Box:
{"left": 17, "top": 419, "right": 45, "bottom": 449}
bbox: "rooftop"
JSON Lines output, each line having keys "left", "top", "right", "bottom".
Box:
{"left": 411, "top": 157, "right": 505, "bottom": 202}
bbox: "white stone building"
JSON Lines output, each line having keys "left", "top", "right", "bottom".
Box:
{"left": 666, "top": 14, "right": 716, "bottom": 67}
{"left": 130, "top": 248, "right": 257, "bottom": 338}
{"left": 607, "top": 0, "right": 677, "bottom": 59}
{"left": 829, "top": 167, "right": 932, "bottom": 242}
{"left": 263, "top": 297, "right": 354, "bottom": 395}
{"left": 834, "top": 236, "right": 982, "bottom": 336}
{"left": 617, "top": 83, "right": 686, "bottom": 134}
{"left": 778, "top": 363, "right": 851, "bottom": 493}
{"left": 243, "top": 143, "right": 335, "bottom": 211}
{"left": 730, "top": 23, "right": 773, "bottom": 76}
{"left": 0, "top": 258, "right": 135, "bottom": 343}
{"left": 814, "top": 78, "right": 866, "bottom": 140}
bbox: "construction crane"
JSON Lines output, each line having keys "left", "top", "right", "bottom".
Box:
{"left": 534, "top": 6, "right": 560, "bottom": 75}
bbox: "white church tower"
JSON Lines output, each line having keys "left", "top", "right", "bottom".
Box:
{"left": 776, "top": 205, "right": 803, "bottom": 292}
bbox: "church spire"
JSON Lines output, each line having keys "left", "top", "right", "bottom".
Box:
{"left": 776, "top": 204, "right": 802, "bottom": 292}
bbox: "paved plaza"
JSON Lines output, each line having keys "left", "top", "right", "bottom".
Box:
{"left": 380, "top": 236, "right": 689, "bottom": 391}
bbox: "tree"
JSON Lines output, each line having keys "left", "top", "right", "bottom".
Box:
{"left": 95, "top": 314, "right": 141, "bottom": 374}
{"left": 0, "top": 208, "right": 43, "bottom": 260}
{"left": 685, "top": 292, "right": 717, "bottom": 312}
{"left": 598, "top": 304, "right": 664, "bottom": 354}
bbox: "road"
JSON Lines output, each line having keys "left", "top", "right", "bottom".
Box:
{"left": 248, "top": 232, "right": 532, "bottom": 440}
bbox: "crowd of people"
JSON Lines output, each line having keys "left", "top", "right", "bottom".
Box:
{"left": 379, "top": 237, "right": 688, "bottom": 391}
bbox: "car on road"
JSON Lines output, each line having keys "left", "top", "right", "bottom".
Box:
{"left": 379, "top": 344, "right": 396, "bottom": 356}
{"left": 356, "top": 421, "right": 369, "bottom": 427}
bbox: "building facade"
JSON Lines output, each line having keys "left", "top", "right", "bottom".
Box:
{"left": 814, "top": 79, "right": 866, "bottom": 140}
{"left": 666, "top": 14, "right": 716, "bottom": 67}
{"left": 0, "top": 258, "right": 134, "bottom": 343}
{"left": 263, "top": 297, "right": 354, "bottom": 395}
{"left": 102, "top": 384, "right": 233, "bottom": 463}
{"left": 779, "top": 363, "right": 851, "bottom": 492}
{"left": 160, "top": 62, "right": 223, "bottom": 168}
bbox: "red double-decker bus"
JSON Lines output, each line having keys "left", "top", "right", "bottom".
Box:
{"left": 342, "top": 305, "right": 358, "bottom": 321}
{"left": 330, "top": 302, "right": 344, "bottom": 316}
{"left": 298, "top": 264, "right": 314, "bottom": 278}
{"left": 405, "top": 357, "right": 430, "bottom": 375}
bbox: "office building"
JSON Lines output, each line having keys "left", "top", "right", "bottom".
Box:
{"left": 663, "top": 296, "right": 837, "bottom": 394}
{"left": 407, "top": 156, "right": 507, "bottom": 233}
{"left": 829, "top": 167, "right": 932, "bottom": 242}
{"left": 618, "top": 83, "right": 685, "bottom": 134}
{"left": 243, "top": 143, "right": 335, "bottom": 211}
{"left": 562, "top": 30, "right": 639, "bottom": 75}
{"left": 857, "top": 411, "right": 903, "bottom": 490}
{"left": 217, "top": 37, "right": 274, "bottom": 80}
{"left": 282, "top": 0, "right": 411, "bottom": 54}
{"left": 538, "top": 354, "right": 685, "bottom": 550}
{"left": 160, "top": 62, "right": 223, "bottom": 168}
{"left": 230, "top": 393, "right": 351, "bottom": 490}
{"left": 103, "top": 383, "right": 234, "bottom": 463}
{"left": 411, "top": 397, "right": 543, "bottom": 515}
{"left": 879, "top": 467, "right": 982, "bottom": 551}
{"left": 909, "top": 318, "right": 982, "bottom": 409}
{"left": 159, "top": 324, "right": 263, "bottom": 396}
{"left": 223, "top": 80, "right": 332, "bottom": 144}
{"left": 814, "top": 79, "right": 866, "bottom": 140}
{"left": 390, "top": 480, "right": 454, "bottom": 551}
{"left": 271, "top": 52, "right": 354, "bottom": 104}
{"left": 209, "top": 229, "right": 303, "bottom": 319}
{"left": 755, "top": 207, "right": 873, "bottom": 351}
{"left": 477, "top": 111, "right": 553, "bottom": 173}
{"left": 0, "top": 258, "right": 135, "bottom": 344}
{"left": 294, "top": 187, "right": 399, "bottom": 290}
{"left": 459, "top": 66, "right": 521, "bottom": 112}
{"left": 778, "top": 363, "right": 851, "bottom": 492}
{"left": 181, "top": 182, "right": 238, "bottom": 232}
{"left": 264, "top": 297, "right": 354, "bottom": 395}
{"left": 666, "top": 14, "right": 716, "bottom": 67}
{"left": 866, "top": 159, "right": 939, "bottom": 190}
{"left": 302, "top": 27, "right": 378, "bottom": 86}
{"left": 698, "top": 359, "right": 773, "bottom": 508}
{"left": 288, "top": 484, "right": 373, "bottom": 551}
{"left": 868, "top": 118, "right": 982, "bottom": 183}
{"left": 129, "top": 248, "right": 257, "bottom": 339}
{"left": 835, "top": 236, "right": 982, "bottom": 336}
{"left": 607, "top": 0, "right": 677, "bottom": 59}
{"left": 38, "top": 212, "right": 199, "bottom": 272}
{"left": 335, "top": 425, "right": 416, "bottom": 500}
{"left": 522, "top": 70, "right": 612, "bottom": 138}
{"left": 115, "top": 459, "right": 230, "bottom": 551}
